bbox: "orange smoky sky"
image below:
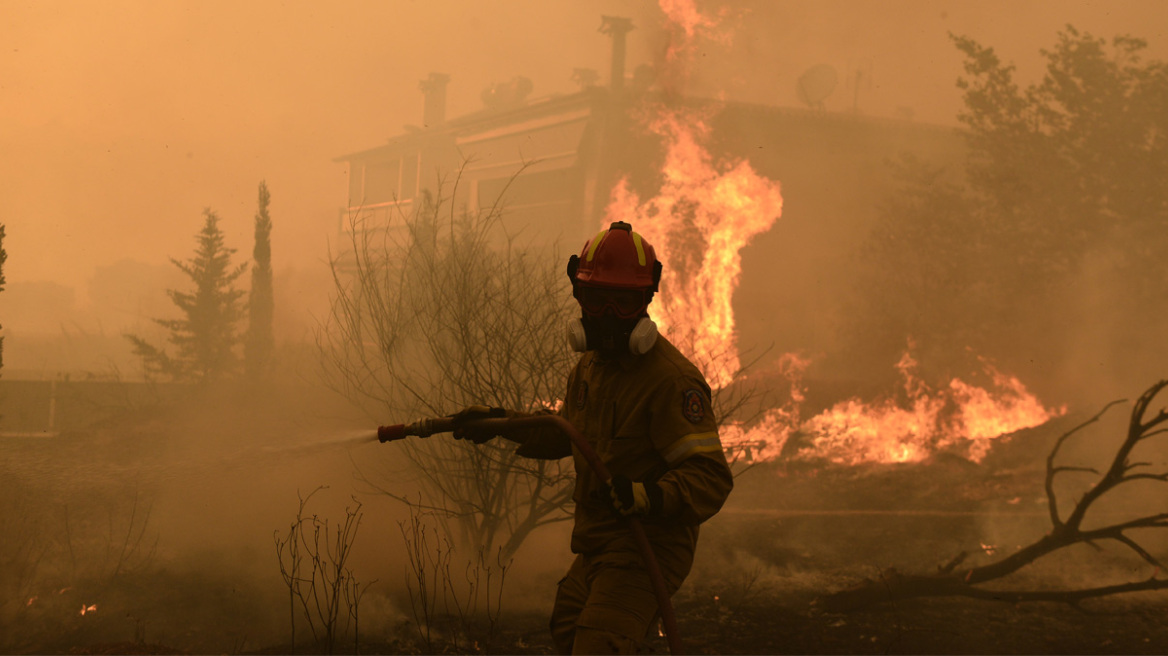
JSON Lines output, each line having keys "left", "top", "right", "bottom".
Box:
{"left": 1, "top": 0, "right": 1164, "bottom": 301}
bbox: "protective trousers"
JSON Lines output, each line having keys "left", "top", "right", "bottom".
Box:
{"left": 550, "top": 550, "right": 677, "bottom": 655}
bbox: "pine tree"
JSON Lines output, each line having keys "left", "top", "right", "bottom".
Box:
{"left": 126, "top": 209, "right": 248, "bottom": 383}
{"left": 245, "top": 181, "right": 274, "bottom": 380}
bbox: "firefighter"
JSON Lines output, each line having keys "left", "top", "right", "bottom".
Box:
{"left": 453, "top": 221, "right": 733, "bottom": 655}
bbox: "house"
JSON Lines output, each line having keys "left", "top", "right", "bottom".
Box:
{"left": 333, "top": 16, "right": 967, "bottom": 359}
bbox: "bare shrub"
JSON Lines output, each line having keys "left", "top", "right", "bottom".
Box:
{"left": 398, "top": 506, "right": 511, "bottom": 654}
{"left": 317, "top": 169, "right": 576, "bottom": 560}
{"left": 0, "top": 475, "right": 159, "bottom": 652}
{"left": 274, "top": 487, "right": 369, "bottom": 654}
{"left": 0, "top": 472, "right": 53, "bottom": 648}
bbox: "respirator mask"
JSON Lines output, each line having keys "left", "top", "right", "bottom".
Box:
{"left": 567, "top": 313, "right": 658, "bottom": 355}
{"left": 566, "top": 284, "right": 658, "bottom": 355}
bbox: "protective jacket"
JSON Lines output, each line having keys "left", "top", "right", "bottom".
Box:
{"left": 518, "top": 335, "right": 733, "bottom": 571}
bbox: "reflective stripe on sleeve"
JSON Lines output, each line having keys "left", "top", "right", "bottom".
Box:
{"left": 662, "top": 431, "right": 721, "bottom": 465}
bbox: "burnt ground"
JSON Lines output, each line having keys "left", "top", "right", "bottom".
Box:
{"left": 6, "top": 394, "right": 1168, "bottom": 655}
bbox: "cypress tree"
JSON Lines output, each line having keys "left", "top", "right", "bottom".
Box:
{"left": 0, "top": 224, "right": 6, "bottom": 377}
{"left": 245, "top": 181, "right": 274, "bottom": 380}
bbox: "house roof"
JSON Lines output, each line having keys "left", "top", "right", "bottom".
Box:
{"left": 333, "top": 87, "right": 609, "bottom": 163}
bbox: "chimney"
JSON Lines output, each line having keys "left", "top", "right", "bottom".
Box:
{"left": 419, "top": 72, "right": 450, "bottom": 128}
{"left": 599, "top": 16, "right": 634, "bottom": 92}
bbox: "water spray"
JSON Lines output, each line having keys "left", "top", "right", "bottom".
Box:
{"left": 376, "top": 414, "right": 685, "bottom": 655}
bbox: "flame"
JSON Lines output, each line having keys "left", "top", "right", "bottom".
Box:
{"left": 797, "top": 350, "right": 1065, "bottom": 465}
{"left": 658, "top": 0, "right": 717, "bottom": 41}
{"left": 596, "top": 0, "right": 780, "bottom": 390}
{"left": 947, "top": 362, "right": 1065, "bottom": 461}
{"left": 80, "top": 603, "right": 97, "bottom": 616}
{"left": 656, "top": 0, "right": 733, "bottom": 79}
{"left": 721, "top": 353, "right": 809, "bottom": 463}
{"left": 26, "top": 596, "right": 37, "bottom": 607}
{"left": 717, "top": 348, "right": 1064, "bottom": 467}
{"left": 605, "top": 110, "right": 782, "bottom": 388}
{"left": 601, "top": 2, "right": 1064, "bottom": 466}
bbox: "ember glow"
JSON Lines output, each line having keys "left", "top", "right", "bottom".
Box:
{"left": 80, "top": 603, "right": 97, "bottom": 616}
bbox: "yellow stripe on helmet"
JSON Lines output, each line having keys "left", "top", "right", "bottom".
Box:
{"left": 585, "top": 229, "right": 608, "bottom": 262}
{"left": 631, "top": 232, "right": 647, "bottom": 266}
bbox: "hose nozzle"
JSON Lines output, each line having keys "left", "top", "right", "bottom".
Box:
{"left": 377, "top": 425, "right": 407, "bottom": 443}
{"left": 377, "top": 417, "right": 455, "bottom": 443}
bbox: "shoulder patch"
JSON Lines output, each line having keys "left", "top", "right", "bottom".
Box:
{"left": 682, "top": 388, "right": 705, "bottom": 424}
{"left": 575, "top": 380, "right": 589, "bottom": 409}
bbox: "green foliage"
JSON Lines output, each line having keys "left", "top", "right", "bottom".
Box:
{"left": 126, "top": 210, "right": 248, "bottom": 383}
{"left": 953, "top": 27, "right": 1168, "bottom": 288}
{"left": 245, "top": 181, "right": 275, "bottom": 380}
{"left": 856, "top": 26, "right": 1168, "bottom": 371}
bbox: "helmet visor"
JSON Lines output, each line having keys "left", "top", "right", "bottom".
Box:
{"left": 577, "top": 286, "right": 649, "bottom": 319}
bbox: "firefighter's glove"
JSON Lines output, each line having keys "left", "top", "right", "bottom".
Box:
{"left": 450, "top": 405, "right": 507, "bottom": 444}
{"left": 606, "top": 474, "right": 664, "bottom": 517}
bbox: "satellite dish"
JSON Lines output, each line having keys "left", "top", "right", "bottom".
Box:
{"left": 796, "top": 64, "right": 838, "bottom": 110}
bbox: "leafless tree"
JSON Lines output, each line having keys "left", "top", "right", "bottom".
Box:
{"left": 317, "top": 168, "right": 576, "bottom": 561}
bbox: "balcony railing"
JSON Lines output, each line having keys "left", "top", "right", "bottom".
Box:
{"left": 337, "top": 199, "right": 415, "bottom": 235}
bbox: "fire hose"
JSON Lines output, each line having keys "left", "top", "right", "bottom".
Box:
{"left": 377, "top": 414, "right": 684, "bottom": 656}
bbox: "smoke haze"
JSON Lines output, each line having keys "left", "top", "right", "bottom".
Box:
{"left": 3, "top": 2, "right": 1168, "bottom": 652}
{"left": 2, "top": 0, "right": 1164, "bottom": 295}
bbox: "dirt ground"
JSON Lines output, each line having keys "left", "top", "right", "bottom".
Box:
{"left": 7, "top": 393, "right": 1168, "bottom": 655}
{"left": 38, "top": 581, "right": 1168, "bottom": 655}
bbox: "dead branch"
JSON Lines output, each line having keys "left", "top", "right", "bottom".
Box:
{"left": 822, "top": 567, "right": 1168, "bottom": 612}
{"left": 821, "top": 379, "right": 1168, "bottom": 611}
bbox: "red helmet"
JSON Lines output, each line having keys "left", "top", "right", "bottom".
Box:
{"left": 568, "top": 222, "right": 663, "bottom": 318}
{"left": 570, "top": 222, "right": 661, "bottom": 289}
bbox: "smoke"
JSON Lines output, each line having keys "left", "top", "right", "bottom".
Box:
{"left": 3, "top": 2, "right": 1168, "bottom": 650}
